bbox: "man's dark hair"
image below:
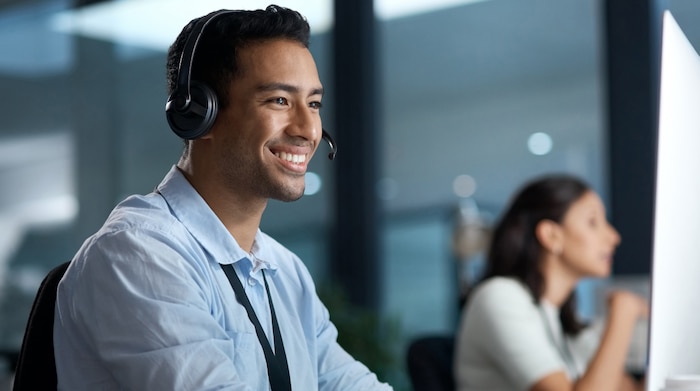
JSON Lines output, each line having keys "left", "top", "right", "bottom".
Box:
{"left": 166, "top": 5, "right": 311, "bottom": 109}
{"left": 481, "top": 174, "right": 591, "bottom": 336}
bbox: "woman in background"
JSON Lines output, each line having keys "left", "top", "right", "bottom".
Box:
{"left": 454, "top": 174, "right": 647, "bottom": 391}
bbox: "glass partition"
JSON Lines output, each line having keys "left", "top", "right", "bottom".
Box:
{"left": 4, "top": 0, "right": 692, "bottom": 388}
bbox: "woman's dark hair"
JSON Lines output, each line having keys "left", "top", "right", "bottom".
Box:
{"left": 483, "top": 174, "right": 591, "bottom": 335}
{"left": 166, "top": 5, "right": 311, "bottom": 110}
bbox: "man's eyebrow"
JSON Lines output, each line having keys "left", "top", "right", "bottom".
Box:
{"left": 256, "top": 83, "right": 324, "bottom": 96}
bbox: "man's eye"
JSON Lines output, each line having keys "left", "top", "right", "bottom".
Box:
{"left": 273, "top": 97, "right": 287, "bottom": 105}
{"left": 309, "top": 101, "right": 323, "bottom": 109}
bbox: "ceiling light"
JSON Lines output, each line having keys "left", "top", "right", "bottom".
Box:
{"left": 452, "top": 174, "right": 477, "bottom": 198}
{"left": 50, "top": 0, "right": 488, "bottom": 51}
{"left": 375, "top": 0, "right": 488, "bottom": 19}
{"left": 304, "top": 172, "right": 322, "bottom": 196}
{"left": 50, "top": 0, "right": 332, "bottom": 51}
{"left": 527, "top": 132, "right": 553, "bottom": 156}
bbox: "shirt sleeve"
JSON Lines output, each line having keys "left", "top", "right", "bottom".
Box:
{"left": 466, "top": 278, "right": 567, "bottom": 388}
{"left": 56, "top": 228, "right": 254, "bottom": 390}
{"left": 568, "top": 316, "right": 610, "bottom": 374}
{"left": 291, "top": 261, "right": 393, "bottom": 391}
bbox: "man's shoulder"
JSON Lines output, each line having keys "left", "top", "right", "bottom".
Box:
{"left": 83, "top": 192, "right": 189, "bottom": 248}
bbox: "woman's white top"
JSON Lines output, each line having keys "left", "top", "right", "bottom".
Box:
{"left": 454, "top": 277, "right": 602, "bottom": 391}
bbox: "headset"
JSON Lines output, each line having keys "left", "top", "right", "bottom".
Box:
{"left": 165, "top": 9, "right": 337, "bottom": 160}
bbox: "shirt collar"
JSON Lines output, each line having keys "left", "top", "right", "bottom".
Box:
{"left": 155, "top": 165, "right": 279, "bottom": 271}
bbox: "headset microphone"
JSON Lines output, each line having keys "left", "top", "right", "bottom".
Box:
{"left": 165, "top": 9, "right": 337, "bottom": 160}
{"left": 322, "top": 129, "right": 337, "bottom": 160}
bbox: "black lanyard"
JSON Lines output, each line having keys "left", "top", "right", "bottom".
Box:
{"left": 220, "top": 263, "right": 292, "bottom": 391}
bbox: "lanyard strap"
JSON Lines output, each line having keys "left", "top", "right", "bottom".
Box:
{"left": 220, "top": 263, "right": 292, "bottom": 391}
{"left": 538, "top": 306, "right": 579, "bottom": 380}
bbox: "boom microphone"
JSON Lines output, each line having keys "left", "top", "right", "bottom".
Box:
{"left": 322, "top": 129, "right": 337, "bottom": 160}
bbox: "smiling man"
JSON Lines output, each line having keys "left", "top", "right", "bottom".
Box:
{"left": 53, "top": 5, "right": 392, "bottom": 390}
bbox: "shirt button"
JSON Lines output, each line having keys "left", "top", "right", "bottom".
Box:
{"left": 247, "top": 277, "right": 256, "bottom": 286}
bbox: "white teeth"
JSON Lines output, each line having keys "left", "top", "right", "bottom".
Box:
{"left": 276, "top": 152, "right": 306, "bottom": 163}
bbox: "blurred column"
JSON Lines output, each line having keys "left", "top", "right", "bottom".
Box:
{"left": 71, "top": 36, "right": 120, "bottom": 245}
{"left": 331, "top": 0, "right": 382, "bottom": 310}
{"left": 603, "top": 0, "right": 666, "bottom": 275}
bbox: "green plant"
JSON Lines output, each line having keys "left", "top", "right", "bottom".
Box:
{"left": 317, "top": 282, "right": 406, "bottom": 388}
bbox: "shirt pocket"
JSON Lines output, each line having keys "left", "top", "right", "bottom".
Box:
{"left": 226, "top": 327, "right": 258, "bottom": 353}
{"left": 226, "top": 328, "right": 269, "bottom": 385}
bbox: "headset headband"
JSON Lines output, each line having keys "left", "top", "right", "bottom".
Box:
{"left": 164, "top": 9, "right": 337, "bottom": 160}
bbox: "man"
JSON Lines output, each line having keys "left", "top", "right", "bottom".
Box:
{"left": 54, "top": 5, "right": 392, "bottom": 390}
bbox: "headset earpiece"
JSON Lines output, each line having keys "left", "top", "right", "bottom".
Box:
{"left": 166, "top": 81, "right": 218, "bottom": 140}
{"left": 165, "top": 9, "right": 338, "bottom": 159}
{"left": 165, "top": 10, "right": 235, "bottom": 140}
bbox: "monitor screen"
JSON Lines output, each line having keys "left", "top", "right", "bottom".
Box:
{"left": 647, "top": 10, "right": 700, "bottom": 391}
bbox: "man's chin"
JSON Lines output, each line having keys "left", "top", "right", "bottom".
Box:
{"left": 272, "top": 187, "right": 305, "bottom": 203}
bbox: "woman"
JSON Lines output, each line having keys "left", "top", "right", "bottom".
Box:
{"left": 454, "top": 174, "right": 648, "bottom": 391}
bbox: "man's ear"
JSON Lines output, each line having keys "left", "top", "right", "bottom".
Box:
{"left": 535, "top": 219, "right": 563, "bottom": 255}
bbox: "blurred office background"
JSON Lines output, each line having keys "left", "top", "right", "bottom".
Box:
{"left": 0, "top": 0, "right": 697, "bottom": 389}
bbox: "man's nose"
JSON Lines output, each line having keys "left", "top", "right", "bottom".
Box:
{"left": 288, "top": 105, "right": 319, "bottom": 141}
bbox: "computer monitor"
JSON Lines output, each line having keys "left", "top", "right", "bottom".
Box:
{"left": 647, "top": 10, "right": 700, "bottom": 391}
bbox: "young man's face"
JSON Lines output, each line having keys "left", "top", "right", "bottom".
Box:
{"left": 210, "top": 38, "right": 324, "bottom": 202}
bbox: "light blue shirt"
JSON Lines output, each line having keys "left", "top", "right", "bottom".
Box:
{"left": 54, "top": 166, "right": 392, "bottom": 391}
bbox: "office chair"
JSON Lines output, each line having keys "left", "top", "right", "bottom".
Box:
{"left": 12, "top": 261, "right": 70, "bottom": 391}
{"left": 406, "top": 334, "right": 456, "bottom": 391}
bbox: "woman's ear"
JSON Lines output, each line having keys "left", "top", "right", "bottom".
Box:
{"left": 536, "top": 219, "right": 563, "bottom": 256}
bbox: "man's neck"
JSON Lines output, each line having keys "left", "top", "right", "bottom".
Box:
{"left": 176, "top": 163, "right": 266, "bottom": 253}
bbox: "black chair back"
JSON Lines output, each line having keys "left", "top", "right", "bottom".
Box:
{"left": 406, "top": 334, "right": 456, "bottom": 391}
{"left": 13, "top": 261, "right": 70, "bottom": 391}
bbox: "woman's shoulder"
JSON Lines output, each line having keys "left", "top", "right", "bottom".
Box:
{"left": 468, "top": 277, "right": 537, "bottom": 314}
{"left": 473, "top": 276, "right": 530, "bottom": 299}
